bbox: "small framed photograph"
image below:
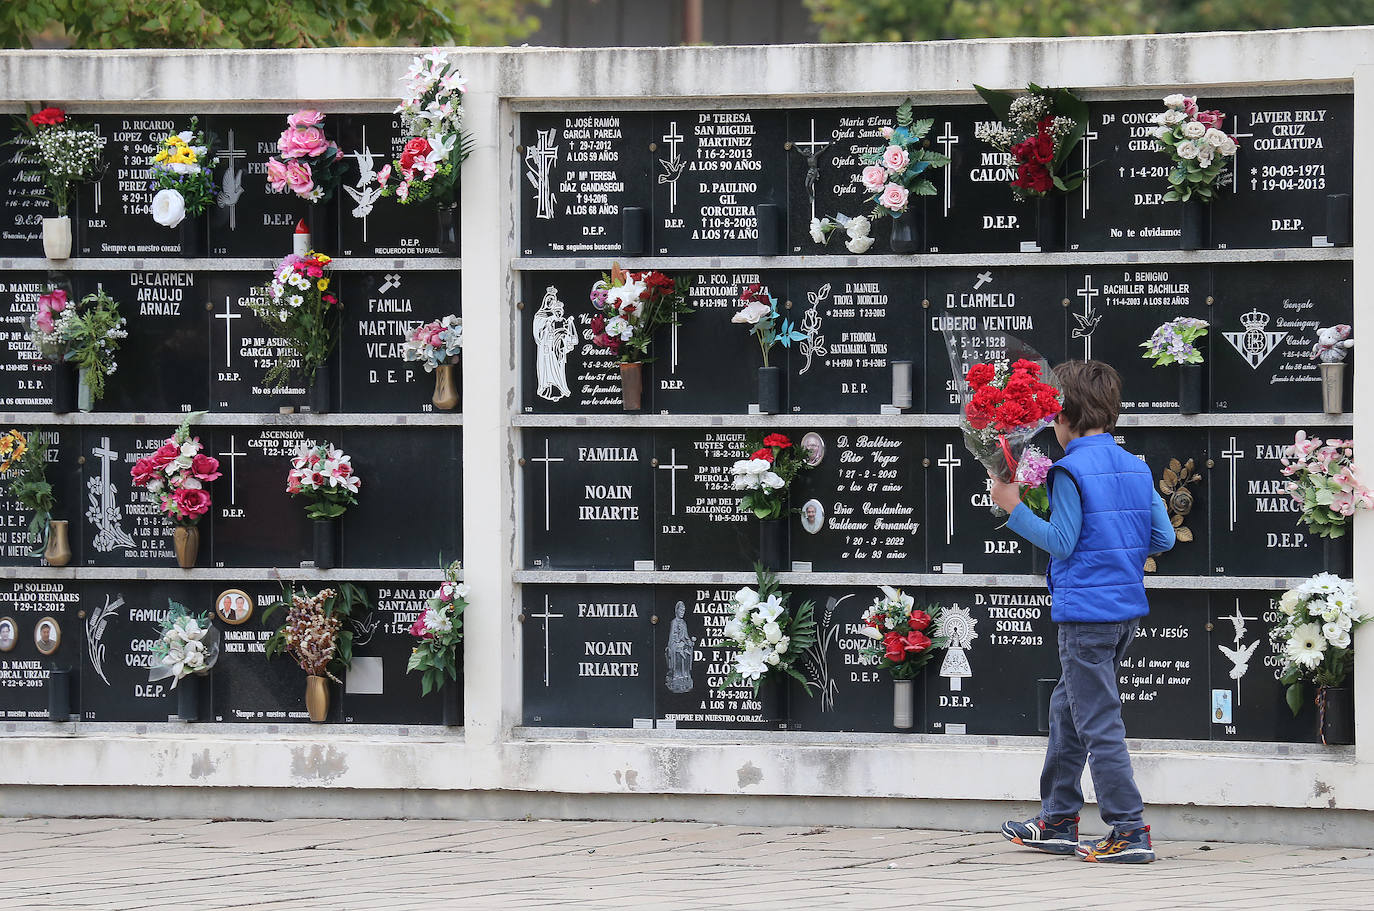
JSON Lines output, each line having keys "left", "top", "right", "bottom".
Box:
{"left": 215, "top": 589, "right": 254, "bottom": 625}
{"left": 800, "top": 432, "right": 826, "bottom": 467}
{"left": 0, "top": 617, "right": 16, "bottom": 652}
{"left": 800, "top": 498, "right": 826, "bottom": 534}
{"left": 34, "top": 617, "right": 61, "bottom": 655}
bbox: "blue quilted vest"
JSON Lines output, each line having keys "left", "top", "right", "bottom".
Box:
{"left": 1047, "top": 434, "right": 1153, "bottom": 623}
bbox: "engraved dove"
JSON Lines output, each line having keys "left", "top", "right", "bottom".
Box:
{"left": 1218, "top": 640, "right": 1259, "bottom": 680}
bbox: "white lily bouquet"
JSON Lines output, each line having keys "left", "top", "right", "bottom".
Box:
{"left": 1272, "top": 573, "right": 1368, "bottom": 716}
{"left": 148, "top": 601, "right": 221, "bottom": 688}
{"left": 721, "top": 567, "right": 816, "bottom": 694}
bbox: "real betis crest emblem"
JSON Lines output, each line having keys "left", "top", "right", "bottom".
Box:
{"left": 1222, "top": 309, "right": 1286, "bottom": 369}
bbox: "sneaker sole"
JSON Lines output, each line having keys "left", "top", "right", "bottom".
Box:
{"left": 1003, "top": 829, "right": 1078, "bottom": 855}
{"left": 1081, "top": 849, "right": 1156, "bottom": 864}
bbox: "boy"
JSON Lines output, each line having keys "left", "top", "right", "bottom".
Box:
{"left": 989, "top": 360, "right": 1175, "bottom": 864}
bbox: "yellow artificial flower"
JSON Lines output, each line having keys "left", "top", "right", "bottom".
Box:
{"left": 317, "top": 279, "right": 329, "bottom": 291}
{"left": 153, "top": 150, "right": 169, "bottom": 163}
{"left": 0, "top": 430, "right": 26, "bottom": 473}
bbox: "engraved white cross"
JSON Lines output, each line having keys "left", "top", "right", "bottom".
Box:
{"left": 215, "top": 295, "right": 240, "bottom": 367}
{"left": 658, "top": 448, "right": 688, "bottom": 516}
{"left": 218, "top": 435, "right": 247, "bottom": 505}
{"left": 1222, "top": 436, "right": 1244, "bottom": 530}
{"left": 1075, "top": 275, "right": 1101, "bottom": 360}
{"left": 529, "top": 438, "right": 564, "bottom": 532}
{"left": 660, "top": 121, "right": 685, "bottom": 213}
{"left": 936, "top": 122, "right": 959, "bottom": 216}
{"left": 938, "top": 443, "right": 962, "bottom": 544}
{"left": 530, "top": 595, "right": 564, "bottom": 687}
{"left": 219, "top": 129, "right": 247, "bottom": 230}
{"left": 1229, "top": 126, "right": 1255, "bottom": 193}
{"left": 1080, "top": 127, "right": 1099, "bottom": 216}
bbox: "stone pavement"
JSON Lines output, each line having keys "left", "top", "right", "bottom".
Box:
{"left": 2, "top": 817, "right": 1372, "bottom": 910}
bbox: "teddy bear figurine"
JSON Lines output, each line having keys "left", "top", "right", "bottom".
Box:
{"left": 1313, "top": 324, "right": 1354, "bottom": 364}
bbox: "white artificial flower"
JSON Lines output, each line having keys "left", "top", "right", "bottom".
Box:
{"left": 1176, "top": 142, "right": 1199, "bottom": 160}
{"left": 1163, "top": 93, "right": 1186, "bottom": 109}
{"left": 177, "top": 130, "right": 195, "bottom": 142}
{"left": 735, "top": 647, "right": 770, "bottom": 680}
{"left": 1327, "top": 628, "right": 1352, "bottom": 649}
{"left": 1153, "top": 112, "right": 1170, "bottom": 126}
{"left": 454, "top": 582, "right": 469, "bottom": 599}
{"left": 756, "top": 596, "right": 785, "bottom": 624}
{"left": 1216, "top": 136, "right": 1237, "bottom": 156}
{"left": 764, "top": 652, "right": 780, "bottom": 666}
{"left": 1154, "top": 125, "right": 1172, "bottom": 140}
{"left": 1323, "top": 620, "right": 1349, "bottom": 644}
{"left": 151, "top": 188, "right": 187, "bottom": 228}
{"left": 860, "top": 626, "right": 882, "bottom": 640}
{"left": 1203, "top": 127, "right": 1227, "bottom": 147}
{"left": 846, "top": 234, "right": 874, "bottom": 254}
{"left": 1300, "top": 573, "right": 1343, "bottom": 597}
{"left": 1197, "top": 149, "right": 1214, "bottom": 168}
{"left": 846, "top": 215, "right": 872, "bottom": 238}
{"left": 763, "top": 621, "right": 783, "bottom": 644}
{"left": 607, "top": 281, "right": 647, "bottom": 312}
{"left": 1279, "top": 589, "right": 1302, "bottom": 616}
{"left": 723, "top": 618, "right": 745, "bottom": 643}
{"left": 1181, "top": 120, "right": 1206, "bottom": 139}
{"left": 1286, "top": 622, "right": 1327, "bottom": 669}
{"left": 774, "top": 636, "right": 789, "bottom": 655}
{"left": 734, "top": 587, "right": 760, "bottom": 610}
{"left": 760, "top": 471, "right": 785, "bottom": 489}
{"left": 731, "top": 300, "right": 772, "bottom": 325}
{"left": 1163, "top": 110, "right": 1185, "bottom": 125}
{"left": 809, "top": 218, "right": 827, "bottom": 245}
{"left": 604, "top": 316, "right": 632, "bottom": 338}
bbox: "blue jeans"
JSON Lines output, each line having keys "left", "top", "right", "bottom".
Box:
{"left": 1040, "top": 620, "right": 1144, "bottom": 831}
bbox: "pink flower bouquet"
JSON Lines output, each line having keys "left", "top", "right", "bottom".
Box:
{"left": 266, "top": 109, "right": 349, "bottom": 203}
{"left": 406, "top": 560, "right": 468, "bottom": 695}
{"left": 1015, "top": 445, "right": 1053, "bottom": 519}
{"left": 287, "top": 441, "right": 361, "bottom": 520}
{"left": 130, "top": 414, "right": 220, "bottom": 527}
{"left": 1281, "top": 431, "right": 1374, "bottom": 539}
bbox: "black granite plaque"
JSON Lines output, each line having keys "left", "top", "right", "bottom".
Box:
{"left": 523, "top": 430, "right": 653, "bottom": 570}
{"left": 652, "top": 430, "right": 752, "bottom": 572}
{"left": 522, "top": 585, "right": 655, "bottom": 727}
{"left": 784, "top": 107, "right": 906, "bottom": 254}
{"left": 925, "top": 267, "right": 1067, "bottom": 413}
{"left": 340, "top": 271, "right": 461, "bottom": 413}
{"left": 204, "top": 271, "right": 310, "bottom": 412}
{"left": 650, "top": 270, "right": 784, "bottom": 415}
{"left": 520, "top": 271, "right": 625, "bottom": 414}
{"left": 336, "top": 113, "right": 460, "bottom": 258}
{"left": 925, "top": 430, "right": 1045, "bottom": 576}
{"left": 790, "top": 430, "right": 925, "bottom": 573}
{"left": 0, "top": 580, "right": 82, "bottom": 720}
{"left": 84, "top": 270, "right": 210, "bottom": 413}
{"left": 342, "top": 583, "right": 450, "bottom": 725}
{"left": 1210, "top": 262, "right": 1352, "bottom": 414}
{"left": 519, "top": 112, "right": 653, "bottom": 257}
{"left": 786, "top": 271, "right": 922, "bottom": 414}
{"left": 653, "top": 585, "right": 788, "bottom": 731}
{"left": 1207, "top": 590, "right": 1318, "bottom": 743}
{"left": 1069, "top": 100, "right": 1198, "bottom": 252}
{"left": 209, "top": 427, "right": 313, "bottom": 568}
{"left": 0, "top": 429, "right": 81, "bottom": 567}
{"left": 203, "top": 113, "right": 338, "bottom": 258}
{"left": 1209, "top": 94, "right": 1353, "bottom": 250}
{"left": 928, "top": 104, "right": 1051, "bottom": 254}
{"left": 1110, "top": 428, "right": 1211, "bottom": 578}
{"left": 1069, "top": 265, "right": 1210, "bottom": 412}
{"left": 214, "top": 584, "right": 337, "bottom": 723}
{"left": 337, "top": 428, "right": 461, "bottom": 569}
{"left": 925, "top": 588, "right": 1057, "bottom": 736}
{"left": 1208, "top": 427, "right": 1348, "bottom": 578}
{"left": 785, "top": 584, "right": 915, "bottom": 733}
{"left": 80, "top": 428, "right": 178, "bottom": 568}
{"left": 76, "top": 115, "right": 204, "bottom": 257}
{"left": 650, "top": 110, "right": 787, "bottom": 256}
{"left": 0, "top": 272, "right": 72, "bottom": 411}
{"left": 1117, "top": 591, "right": 1211, "bottom": 740}
{"left": 78, "top": 581, "right": 184, "bottom": 722}
{"left": 0, "top": 120, "right": 56, "bottom": 257}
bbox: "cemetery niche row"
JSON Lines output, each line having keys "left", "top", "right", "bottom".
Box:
{"left": 522, "top": 583, "right": 1315, "bottom": 744}
{"left": 0, "top": 578, "right": 457, "bottom": 725}
{"left": 0, "top": 426, "right": 461, "bottom": 569}
{"left": 0, "top": 270, "right": 461, "bottom": 414}
{"left": 522, "top": 426, "right": 1349, "bottom": 577}
{"left": 0, "top": 113, "right": 460, "bottom": 259}
{"left": 518, "top": 93, "right": 1351, "bottom": 257}
{"left": 521, "top": 262, "right": 1351, "bottom": 416}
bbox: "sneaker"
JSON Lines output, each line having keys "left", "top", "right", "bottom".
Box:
{"left": 1001, "top": 815, "right": 1080, "bottom": 855}
{"left": 1077, "top": 825, "right": 1155, "bottom": 863}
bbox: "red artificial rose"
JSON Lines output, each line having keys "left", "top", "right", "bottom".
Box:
{"left": 1010, "top": 136, "right": 1037, "bottom": 164}
{"left": 191, "top": 454, "right": 222, "bottom": 482}
{"left": 591, "top": 314, "right": 606, "bottom": 334}
{"left": 399, "top": 137, "right": 433, "bottom": 171}
{"left": 750, "top": 447, "right": 775, "bottom": 463}
{"left": 965, "top": 363, "right": 995, "bottom": 389}
{"left": 1030, "top": 130, "right": 1055, "bottom": 165}
{"left": 29, "top": 107, "right": 65, "bottom": 126}
{"left": 763, "top": 433, "right": 791, "bottom": 449}
{"left": 883, "top": 632, "right": 906, "bottom": 663}
{"left": 130, "top": 457, "right": 157, "bottom": 487}
{"left": 903, "top": 630, "right": 931, "bottom": 653}
{"left": 1012, "top": 161, "right": 1053, "bottom": 194}
{"left": 739, "top": 283, "right": 766, "bottom": 303}
{"left": 645, "top": 272, "right": 676, "bottom": 293}
{"left": 149, "top": 440, "right": 181, "bottom": 470}
{"left": 907, "top": 610, "right": 931, "bottom": 631}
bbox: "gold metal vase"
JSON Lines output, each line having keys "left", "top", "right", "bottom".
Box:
{"left": 43, "top": 520, "right": 71, "bottom": 567}
{"left": 173, "top": 525, "right": 199, "bottom": 569}
{"left": 432, "top": 362, "right": 460, "bottom": 411}
{"left": 306, "top": 675, "right": 329, "bottom": 722}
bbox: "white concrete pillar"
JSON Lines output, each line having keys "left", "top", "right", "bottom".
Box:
{"left": 1352, "top": 64, "right": 1373, "bottom": 762}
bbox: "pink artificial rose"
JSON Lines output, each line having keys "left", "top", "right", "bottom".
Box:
{"left": 376, "top": 164, "right": 391, "bottom": 187}
{"left": 334, "top": 462, "right": 353, "bottom": 479}
{"left": 287, "top": 109, "right": 325, "bottom": 128}
{"left": 879, "top": 182, "right": 909, "bottom": 212}
{"left": 439, "top": 582, "right": 454, "bottom": 601}
{"left": 150, "top": 440, "right": 181, "bottom": 470}
{"left": 130, "top": 457, "right": 157, "bottom": 487}
{"left": 881, "top": 126, "right": 894, "bottom": 139}
{"left": 1182, "top": 96, "right": 1199, "bottom": 117}
{"left": 266, "top": 157, "right": 290, "bottom": 192}
{"left": 35, "top": 310, "right": 53, "bottom": 334}
{"left": 861, "top": 165, "right": 887, "bottom": 193}
{"left": 39, "top": 289, "right": 67, "bottom": 314}
{"left": 1196, "top": 110, "right": 1225, "bottom": 130}
{"left": 191, "top": 454, "right": 221, "bottom": 482}
{"left": 408, "top": 614, "right": 433, "bottom": 639}
{"left": 279, "top": 125, "right": 330, "bottom": 159}
{"left": 881, "top": 145, "right": 910, "bottom": 174}
{"left": 397, "top": 180, "right": 410, "bottom": 201}
{"left": 286, "top": 474, "right": 302, "bottom": 494}
{"left": 284, "top": 160, "right": 315, "bottom": 196}
{"left": 173, "top": 487, "right": 212, "bottom": 518}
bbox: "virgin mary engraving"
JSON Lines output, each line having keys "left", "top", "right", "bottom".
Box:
{"left": 532, "top": 286, "right": 576, "bottom": 401}
{"left": 665, "top": 601, "right": 695, "bottom": 694}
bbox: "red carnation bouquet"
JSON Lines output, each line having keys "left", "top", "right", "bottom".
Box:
{"left": 960, "top": 358, "right": 1061, "bottom": 482}
{"left": 730, "top": 432, "right": 811, "bottom": 520}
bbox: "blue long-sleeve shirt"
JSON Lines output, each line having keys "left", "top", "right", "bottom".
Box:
{"left": 1006, "top": 471, "right": 1175, "bottom": 561}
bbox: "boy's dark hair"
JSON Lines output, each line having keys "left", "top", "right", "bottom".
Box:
{"left": 1055, "top": 360, "right": 1121, "bottom": 433}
